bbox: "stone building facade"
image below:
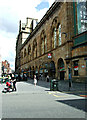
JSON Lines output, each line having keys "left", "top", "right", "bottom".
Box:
{"left": 15, "top": 1, "right": 87, "bottom": 82}
{"left": 2, "top": 60, "right": 11, "bottom": 75}
{"left": 71, "top": 31, "right": 87, "bottom": 82}
{"left": 15, "top": 18, "right": 38, "bottom": 73}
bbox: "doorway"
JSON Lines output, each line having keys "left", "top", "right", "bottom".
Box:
{"left": 60, "top": 72, "right": 64, "bottom": 80}
{"left": 58, "top": 58, "right": 65, "bottom": 80}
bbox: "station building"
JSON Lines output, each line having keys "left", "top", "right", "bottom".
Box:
{"left": 15, "top": 1, "right": 87, "bottom": 82}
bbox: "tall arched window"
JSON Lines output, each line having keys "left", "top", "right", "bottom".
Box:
{"left": 45, "top": 36, "right": 47, "bottom": 52}
{"left": 28, "top": 44, "right": 31, "bottom": 61}
{"left": 52, "top": 27, "right": 57, "bottom": 49}
{"left": 33, "top": 39, "right": 37, "bottom": 58}
{"left": 40, "top": 30, "right": 47, "bottom": 55}
{"left": 51, "top": 17, "right": 58, "bottom": 49}
{"left": 58, "top": 24, "right": 61, "bottom": 46}
{"left": 42, "top": 38, "right": 44, "bottom": 54}
{"left": 53, "top": 27, "right": 57, "bottom": 48}
{"left": 28, "top": 45, "right": 31, "bottom": 55}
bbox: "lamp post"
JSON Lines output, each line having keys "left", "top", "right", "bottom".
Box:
{"left": 65, "top": 56, "right": 72, "bottom": 91}
{"left": 63, "top": 32, "right": 72, "bottom": 90}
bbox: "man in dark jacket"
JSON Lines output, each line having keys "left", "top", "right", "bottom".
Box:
{"left": 12, "top": 74, "right": 17, "bottom": 91}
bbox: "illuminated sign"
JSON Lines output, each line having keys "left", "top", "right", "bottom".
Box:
{"left": 48, "top": 53, "right": 52, "bottom": 58}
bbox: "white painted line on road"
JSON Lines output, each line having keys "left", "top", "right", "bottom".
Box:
{"left": 48, "top": 91, "right": 60, "bottom": 94}
{"left": 48, "top": 91, "right": 86, "bottom": 98}
{"left": 48, "top": 91, "right": 69, "bottom": 97}
{"left": 53, "top": 94, "right": 69, "bottom": 97}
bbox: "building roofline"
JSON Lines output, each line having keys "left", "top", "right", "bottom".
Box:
{"left": 21, "top": 2, "right": 62, "bottom": 50}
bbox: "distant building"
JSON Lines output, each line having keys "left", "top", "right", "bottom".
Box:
{"left": 2, "top": 60, "right": 11, "bottom": 76}
{"left": 15, "top": 17, "right": 38, "bottom": 74}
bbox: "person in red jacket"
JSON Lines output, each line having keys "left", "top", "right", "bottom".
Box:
{"left": 6, "top": 82, "right": 12, "bottom": 91}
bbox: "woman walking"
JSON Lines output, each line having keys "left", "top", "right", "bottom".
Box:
{"left": 34, "top": 75, "right": 37, "bottom": 86}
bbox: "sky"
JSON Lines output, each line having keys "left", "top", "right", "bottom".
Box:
{"left": 0, "top": 0, "right": 54, "bottom": 70}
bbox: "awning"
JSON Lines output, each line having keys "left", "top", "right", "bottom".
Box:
{"left": 59, "top": 67, "right": 65, "bottom": 72}
{"left": 74, "top": 66, "right": 78, "bottom": 70}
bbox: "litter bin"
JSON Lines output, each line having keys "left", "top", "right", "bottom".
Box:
{"left": 50, "top": 79, "right": 58, "bottom": 91}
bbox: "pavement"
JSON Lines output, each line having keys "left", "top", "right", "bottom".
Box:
{"left": 26, "top": 77, "right": 87, "bottom": 93}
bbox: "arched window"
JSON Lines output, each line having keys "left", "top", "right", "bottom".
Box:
{"left": 53, "top": 27, "right": 57, "bottom": 48}
{"left": 58, "top": 24, "right": 61, "bottom": 46}
{"left": 40, "top": 30, "right": 47, "bottom": 55}
{"left": 51, "top": 17, "right": 58, "bottom": 49}
{"left": 41, "top": 38, "right": 44, "bottom": 54}
{"left": 52, "top": 23, "right": 61, "bottom": 48}
{"left": 45, "top": 37, "right": 47, "bottom": 52}
{"left": 28, "top": 45, "right": 31, "bottom": 55}
{"left": 33, "top": 39, "right": 37, "bottom": 58}
{"left": 28, "top": 44, "right": 31, "bottom": 61}
{"left": 52, "top": 27, "right": 57, "bottom": 49}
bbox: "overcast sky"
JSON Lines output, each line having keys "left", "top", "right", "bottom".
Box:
{"left": 0, "top": 0, "right": 54, "bottom": 70}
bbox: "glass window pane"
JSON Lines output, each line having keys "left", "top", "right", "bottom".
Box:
{"left": 45, "top": 37, "right": 47, "bottom": 52}
{"left": 54, "top": 28, "right": 57, "bottom": 48}
{"left": 58, "top": 24, "right": 61, "bottom": 46}
{"left": 77, "top": 1, "right": 87, "bottom": 33}
{"left": 42, "top": 39, "right": 44, "bottom": 54}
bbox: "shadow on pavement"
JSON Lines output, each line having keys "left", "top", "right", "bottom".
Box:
{"left": 56, "top": 99, "right": 87, "bottom": 112}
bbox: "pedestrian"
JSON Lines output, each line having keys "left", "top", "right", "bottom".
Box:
{"left": 39, "top": 74, "right": 42, "bottom": 80}
{"left": 23, "top": 74, "right": 27, "bottom": 81}
{"left": 46, "top": 75, "right": 49, "bottom": 82}
{"left": 34, "top": 75, "right": 37, "bottom": 86}
{"left": 36, "top": 74, "right": 38, "bottom": 81}
{"left": 68, "top": 68, "right": 72, "bottom": 91}
{"left": 12, "top": 74, "right": 17, "bottom": 91}
{"left": 18, "top": 74, "right": 21, "bottom": 81}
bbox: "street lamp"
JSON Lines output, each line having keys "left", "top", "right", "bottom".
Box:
{"left": 62, "top": 32, "right": 72, "bottom": 90}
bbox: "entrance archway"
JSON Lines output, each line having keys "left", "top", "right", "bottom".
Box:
{"left": 49, "top": 61, "right": 56, "bottom": 78}
{"left": 58, "top": 58, "right": 65, "bottom": 80}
